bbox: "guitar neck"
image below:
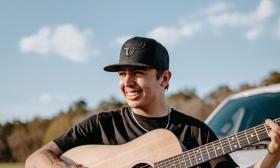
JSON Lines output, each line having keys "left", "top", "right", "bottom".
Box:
{"left": 154, "top": 118, "right": 280, "bottom": 168}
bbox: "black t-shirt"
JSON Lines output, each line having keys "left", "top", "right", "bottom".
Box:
{"left": 54, "top": 107, "right": 238, "bottom": 168}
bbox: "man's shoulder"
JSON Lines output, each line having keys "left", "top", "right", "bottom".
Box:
{"left": 171, "top": 108, "right": 218, "bottom": 143}
{"left": 171, "top": 108, "right": 210, "bottom": 128}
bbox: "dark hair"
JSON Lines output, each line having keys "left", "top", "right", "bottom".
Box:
{"left": 156, "top": 70, "right": 169, "bottom": 90}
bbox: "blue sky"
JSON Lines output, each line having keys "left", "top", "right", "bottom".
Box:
{"left": 1, "top": 0, "right": 280, "bottom": 123}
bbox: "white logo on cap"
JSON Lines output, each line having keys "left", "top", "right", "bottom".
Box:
{"left": 123, "top": 42, "right": 145, "bottom": 56}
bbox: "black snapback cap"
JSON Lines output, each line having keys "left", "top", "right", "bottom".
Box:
{"left": 104, "top": 36, "right": 169, "bottom": 72}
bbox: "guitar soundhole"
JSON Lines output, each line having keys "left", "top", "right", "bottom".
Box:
{"left": 130, "top": 161, "right": 153, "bottom": 168}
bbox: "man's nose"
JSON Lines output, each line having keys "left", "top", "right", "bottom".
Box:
{"left": 123, "top": 74, "right": 135, "bottom": 86}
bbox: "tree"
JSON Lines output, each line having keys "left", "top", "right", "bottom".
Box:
{"left": 261, "top": 71, "right": 280, "bottom": 86}
{"left": 167, "top": 88, "right": 211, "bottom": 120}
{"left": 43, "top": 100, "right": 89, "bottom": 145}
{"left": 6, "top": 119, "right": 50, "bottom": 162}
{"left": 205, "top": 85, "right": 234, "bottom": 107}
{"left": 0, "top": 123, "right": 13, "bottom": 161}
{"left": 94, "top": 96, "right": 125, "bottom": 112}
{"left": 238, "top": 83, "right": 256, "bottom": 92}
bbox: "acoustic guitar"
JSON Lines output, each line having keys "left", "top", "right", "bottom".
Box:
{"left": 60, "top": 118, "right": 279, "bottom": 168}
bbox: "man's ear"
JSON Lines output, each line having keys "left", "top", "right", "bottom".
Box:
{"left": 160, "top": 71, "right": 171, "bottom": 88}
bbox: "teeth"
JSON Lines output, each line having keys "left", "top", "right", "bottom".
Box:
{"left": 127, "top": 92, "right": 139, "bottom": 96}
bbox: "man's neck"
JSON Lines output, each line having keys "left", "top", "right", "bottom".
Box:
{"left": 131, "top": 105, "right": 169, "bottom": 118}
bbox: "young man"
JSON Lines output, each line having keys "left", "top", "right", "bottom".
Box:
{"left": 25, "top": 37, "right": 280, "bottom": 168}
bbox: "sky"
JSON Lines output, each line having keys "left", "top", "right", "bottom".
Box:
{"left": 1, "top": 0, "right": 280, "bottom": 123}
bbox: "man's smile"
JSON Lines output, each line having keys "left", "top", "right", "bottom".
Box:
{"left": 125, "top": 90, "right": 142, "bottom": 99}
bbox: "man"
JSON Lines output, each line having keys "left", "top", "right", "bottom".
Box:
{"left": 25, "top": 36, "right": 280, "bottom": 168}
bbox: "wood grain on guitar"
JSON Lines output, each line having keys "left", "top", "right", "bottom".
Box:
{"left": 60, "top": 118, "right": 280, "bottom": 168}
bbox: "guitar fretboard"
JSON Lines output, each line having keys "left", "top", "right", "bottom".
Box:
{"left": 154, "top": 118, "right": 280, "bottom": 168}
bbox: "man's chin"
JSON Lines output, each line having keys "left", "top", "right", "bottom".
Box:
{"left": 126, "top": 101, "right": 142, "bottom": 108}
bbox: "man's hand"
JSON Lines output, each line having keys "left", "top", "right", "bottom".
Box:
{"left": 266, "top": 119, "right": 280, "bottom": 156}
{"left": 72, "top": 164, "right": 88, "bottom": 168}
{"left": 25, "top": 141, "right": 88, "bottom": 168}
{"left": 254, "top": 119, "right": 280, "bottom": 168}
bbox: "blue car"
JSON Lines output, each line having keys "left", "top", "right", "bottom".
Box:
{"left": 205, "top": 84, "right": 280, "bottom": 168}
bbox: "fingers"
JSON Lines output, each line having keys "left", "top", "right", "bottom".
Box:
{"left": 265, "top": 119, "right": 280, "bottom": 134}
{"left": 265, "top": 119, "right": 280, "bottom": 155}
{"left": 72, "top": 164, "right": 88, "bottom": 168}
{"left": 270, "top": 131, "right": 280, "bottom": 143}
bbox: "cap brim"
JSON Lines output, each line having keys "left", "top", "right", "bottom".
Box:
{"left": 103, "top": 63, "right": 151, "bottom": 72}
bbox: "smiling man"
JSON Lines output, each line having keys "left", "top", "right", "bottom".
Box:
{"left": 25, "top": 37, "right": 280, "bottom": 168}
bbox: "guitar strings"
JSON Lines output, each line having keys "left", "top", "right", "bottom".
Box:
{"left": 136, "top": 118, "right": 279, "bottom": 168}
{"left": 154, "top": 118, "right": 280, "bottom": 168}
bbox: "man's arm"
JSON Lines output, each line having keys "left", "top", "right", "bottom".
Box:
{"left": 253, "top": 119, "right": 280, "bottom": 168}
{"left": 25, "top": 141, "right": 85, "bottom": 168}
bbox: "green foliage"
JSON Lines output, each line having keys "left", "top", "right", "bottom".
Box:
{"left": 95, "top": 96, "right": 125, "bottom": 112}
{"left": 0, "top": 163, "right": 24, "bottom": 168}
{"left": 0, "top": 123, "right": 14, "bottom": 161}
{"left": 6, "top": 119, "right": 50, "bottom": 162}
{"left": 261, "top": 71, "right": 280, "bottom": 86}
{"left": 238, "top": 83, "right": 256, "bottom": 92}
{"left": 205, "top": 85, "right": 234, "bottom": 107}
{"left": 167, "top": 88, "right": 197, "bottom": 101}
{"left": 167, "top": 88, "right": 211, "bottom": 120}
{"left": 43, "top": 100, "right": 89, "bottom": 145}
{"left": 43, "top": 114, "right": 72, "bottom": 145}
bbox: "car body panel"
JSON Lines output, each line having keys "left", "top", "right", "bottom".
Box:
{"left": 205, "top": 84, "right": 280, "bottom": 168}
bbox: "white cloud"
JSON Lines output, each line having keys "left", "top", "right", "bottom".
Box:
{"left": 111, "top": 35, "right": 133, "bottom": 47}
{"left": 39, "top": 93, "right": 52, "bottom": 105}
{"left": 180, "top": 22, "right": 202, "bottom": 37}
{"left": 204, "top": 1, "right": 229, "bottom": 15}
{"left": 205, "top": 0, "right": 275, "bottom": 40}
{"left": 207, "top": 0, "right": 275, "bottom": 28}
{"left": 255, "top": 0, "right": 275, "bottom": 21}
{"left": 38, "top": 93, "right": 71, "bottom": 105}
{"left": 146, "top": 22, "right": 201, "bottom": 46}
{"left": 246, "top": 26, "right": 263, "bottom": 40}
{"left": 112, "top": 23, "right": 201, "bottom": 47}
{"left": 19, "top": 24, "right": 99, "bottom": 62}
{"left": 20, "top": 27, "right": 51, "bottom": 55}
{"left": 146, "top": 26, "right": 182, "bottom": 46}
{"left": 207, "top": 13, "right": 249, "bottom": 27}
{"left": 148, "top": 0, "right": 276, "bottom": 45}
{"left": 114, "top": 0, "right": 276, "bottom": 46}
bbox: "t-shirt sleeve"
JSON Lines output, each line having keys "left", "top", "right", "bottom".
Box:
{"left": 53, "top": 115, "right": 99, "bottom": 152}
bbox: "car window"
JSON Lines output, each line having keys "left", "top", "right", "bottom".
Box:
{"left": 219, "top": 107, "right": 244, "bottom": 135}
{"left": 208, "top": 92, "right": 280, "bottom": 137}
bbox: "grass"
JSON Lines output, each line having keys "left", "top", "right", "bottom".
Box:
{"left": 0, "top": 163, "right": 24, "bottom": 168}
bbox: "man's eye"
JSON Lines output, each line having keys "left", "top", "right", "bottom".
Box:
{"left": 118, "top": 72, "right": 125, "bottom": 76}
{"left": 135, "top": 71, "right": 144, "bottom": 74}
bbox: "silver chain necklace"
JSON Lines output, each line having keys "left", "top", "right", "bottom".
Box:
{"left": 130, "top": 107, "right": 171, "bottom": 132}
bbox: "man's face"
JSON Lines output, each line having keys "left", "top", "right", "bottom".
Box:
{"left": 118, "top": 67, "right": 168, "bottom": 109}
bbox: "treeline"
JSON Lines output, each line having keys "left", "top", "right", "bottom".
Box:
{"left": 0, "top": 71, "right": 280, "bottom": 162}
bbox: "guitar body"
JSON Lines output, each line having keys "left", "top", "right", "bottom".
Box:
{"left": 60, "top": 129, "right": 183, "bottom": 168}
{"left": 60, "top": 118, "right": 280, "bottom": 168}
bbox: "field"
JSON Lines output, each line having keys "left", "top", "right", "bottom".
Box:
{"left": 0, "top": 163, "right": 24, "bottom": 168}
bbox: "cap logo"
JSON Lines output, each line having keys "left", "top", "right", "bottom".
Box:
{"left": 123, "top": 42, "right": 145, "bottom": 56}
